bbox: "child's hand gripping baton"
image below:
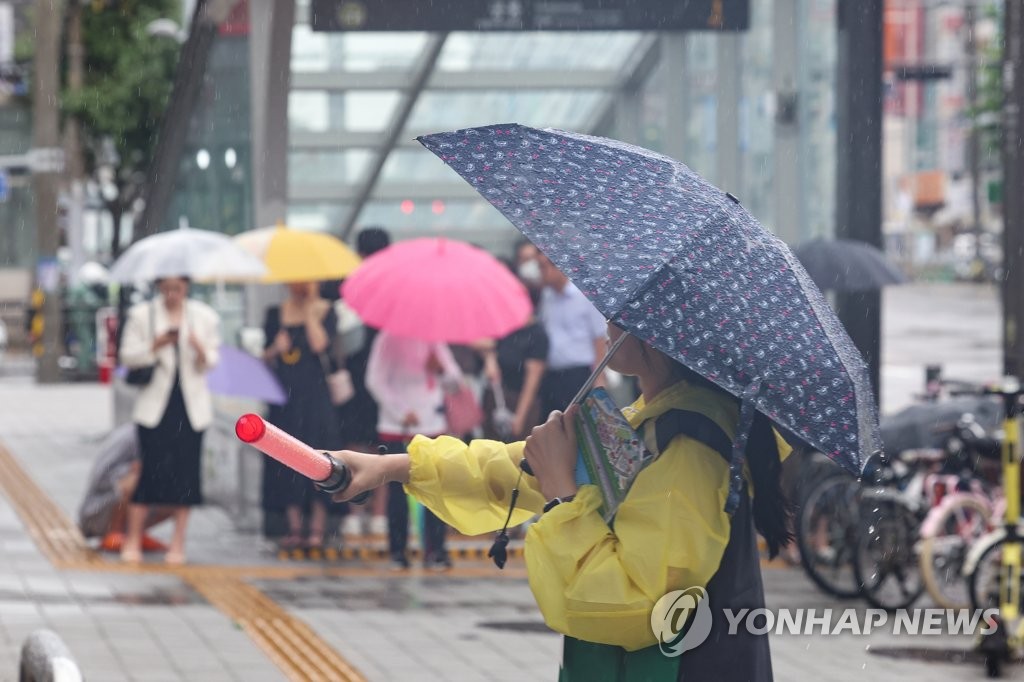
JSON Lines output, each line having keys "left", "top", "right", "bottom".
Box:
{"left": 235, "top": 414, "right": 370, "bottom": 503}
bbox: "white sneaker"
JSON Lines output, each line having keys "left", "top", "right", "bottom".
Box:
{"left": 368, "top": 515, "right": 388, "bottom": 536}
{"left": 341, "top": 515, "right": 363, "bottom": 537}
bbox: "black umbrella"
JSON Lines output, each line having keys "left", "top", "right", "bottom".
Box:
{"left": 419, "top": 124, "right": 881, "bottom": 512}
{"left": 793, "top": 238, "right": 907, "bottom": 292}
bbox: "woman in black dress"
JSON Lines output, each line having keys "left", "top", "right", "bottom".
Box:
{"left": 262, "top": 281, "right": 343, "bottom": 550}
{"left": 482, "top": 277, "right": 549, "bottom": 441}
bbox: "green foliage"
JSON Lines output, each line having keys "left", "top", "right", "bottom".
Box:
{"left": 62, "top": 0, "right": 181, "bottom": 178}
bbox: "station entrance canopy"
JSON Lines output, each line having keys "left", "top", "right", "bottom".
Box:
{"left": 289, "top": 0, "right": 750, "bottom": 247}
{"left": 310, "top": 0, "right": 750, "bottom": 32}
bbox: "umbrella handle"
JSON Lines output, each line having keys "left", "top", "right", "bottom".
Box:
{"left": 520, "top": 333, "right": 629, "bottom": 477}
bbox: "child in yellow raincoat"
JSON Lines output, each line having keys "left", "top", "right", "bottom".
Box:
{"left": 331, "top": 323, "right": 790, "bottom": 681}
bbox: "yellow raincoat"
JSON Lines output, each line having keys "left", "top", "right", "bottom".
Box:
{"left": 406, "top": 379, "right": 791, "bottom": 652}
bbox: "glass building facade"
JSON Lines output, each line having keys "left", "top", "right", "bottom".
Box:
{"left": 278, "top": 0, "right": 839, "bottom": 256}
{"left": 1, "top": 0, "right": 845, "bottom": 269}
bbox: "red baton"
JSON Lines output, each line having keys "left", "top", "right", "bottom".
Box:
{"left": 235, "top": 413, "right": 368, "bottom": 502}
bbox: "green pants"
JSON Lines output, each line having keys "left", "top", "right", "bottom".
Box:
{"left": 559, "top": 637, "right": 680, "bottom": 682}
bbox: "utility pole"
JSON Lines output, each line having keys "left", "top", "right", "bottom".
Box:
{"left": 64, "top": 0, "right": 86, "bottom": 287}
{"left": 31, "top": 0, "right": 64, "bottom": 384}
{"left": 965, "top": 1, "right": 985, "bottom": 274}
{"left": 1003, "top": 0, "right": 1024, "bottom": 376}
{"left": 835, "top": 0, "right": 884, "bottom": 403}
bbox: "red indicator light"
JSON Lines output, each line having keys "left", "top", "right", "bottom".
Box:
{"left": 235, "top": 413, "right": 266, "bottom": 443}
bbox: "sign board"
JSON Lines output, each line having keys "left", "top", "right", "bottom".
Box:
{"left": 27, "top": 147, "right": 66, "bottom": 174}
{"left": 35, "top": 257, "right": 60, "bottom": 293}
{"left": 0, "top": 169, "right": 7, "bottom": 202}
{"left": 893, "top": 64, "right": 953, "bottom": 81}
{"left": 311, "top": 0, "right": 749, "bottom": 32}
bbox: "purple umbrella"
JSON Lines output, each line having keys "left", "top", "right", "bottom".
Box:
{"left": 206, "top": 345, "right": 286, "bottom": 405}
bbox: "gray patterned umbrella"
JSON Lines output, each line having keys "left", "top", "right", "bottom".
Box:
{"left": 418, "top": 123, "right": 881, "bottom": 512}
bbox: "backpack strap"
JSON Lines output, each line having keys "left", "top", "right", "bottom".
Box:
{"left": 653, "top": 408, "right": 732, "bottom": 465}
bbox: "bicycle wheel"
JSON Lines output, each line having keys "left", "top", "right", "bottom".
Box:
{"left": 968, "top": 535, "right": 1024, "bottom": 614}
{"left": 919, "top": 496, "right": 991, "bottom": 609}
{"left": 796, "top": 474, "right": 861, "bottom": 599}
{"left": 854, "top": 495, "right": 925, "bottom": 610}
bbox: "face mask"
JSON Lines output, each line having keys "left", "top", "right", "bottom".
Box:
{"left": 518, "top": 259, "right": 541, "bottom": 283}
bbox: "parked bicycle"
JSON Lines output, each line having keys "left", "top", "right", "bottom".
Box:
{"left": 964, "top": 380, "right": 1024, "bottom": 678}
{"left": 918, "top": 413, "right": 1004, "bottom": 610}
{"left": 796, "top": 378, "right": 1006, "bottom": 611}
{"left": 796, "top": 447, "right": 930, "bottom": 608}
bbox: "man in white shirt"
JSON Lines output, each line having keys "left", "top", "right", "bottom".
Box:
{"left": 537, "top": 253, "right": 607, "bottom": 417}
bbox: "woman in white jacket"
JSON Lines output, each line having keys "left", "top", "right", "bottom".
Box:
{"left": 118, "top": 277, "right": 220, "bottom": 564}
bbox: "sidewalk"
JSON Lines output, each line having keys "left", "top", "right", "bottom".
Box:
{"left": 0, "top": 282, "right": 1014, "bottom": 681}
{"left": 0, "top": 373, "right": 286, "bottom": 681}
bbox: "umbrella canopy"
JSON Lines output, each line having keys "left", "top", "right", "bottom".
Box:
{"left": 234, "top": 225, "right": 361, "bottom": 283}
{"left": 341, "top": 237, "right": 532, "bottom": 343}
{"left": 419, "top": 123, "right": 881, "bottom": 503}
{"left": 109, "top": 225, "right": 266, "bottom": 284}
{"left": 77, "top": 261, "right": 110, "bottom": 285}
{"left": 793, "top": 238, "right": 907, "bottom": 292}
{"left": 205, "top": 346, "right": 287, "bottom": 404}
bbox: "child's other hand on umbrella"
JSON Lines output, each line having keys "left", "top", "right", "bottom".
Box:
{"left": 328, "top": 449, "right": 409, "bottom": 503}
{"left": 525, "top": 405, "right": 580, "bottom": 501}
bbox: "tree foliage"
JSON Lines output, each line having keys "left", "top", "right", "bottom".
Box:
{"left": 62, "top": 0, "right": 180, "bottom": 219}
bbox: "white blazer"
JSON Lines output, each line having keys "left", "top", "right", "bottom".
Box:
{"left": 119, "top": 296, "right": 221, "bottom": 431}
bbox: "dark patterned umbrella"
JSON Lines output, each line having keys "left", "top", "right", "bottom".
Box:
{"left": 418, "top": 123, "right": 881, "bottom": 512}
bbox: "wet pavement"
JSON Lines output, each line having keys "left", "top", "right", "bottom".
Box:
{"left": 0, "top": 282, "right": 1017, "bottom": 681}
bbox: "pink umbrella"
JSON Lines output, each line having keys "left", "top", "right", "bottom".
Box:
{"left": 341, "top": 238, "right": 532, "bottom": 343}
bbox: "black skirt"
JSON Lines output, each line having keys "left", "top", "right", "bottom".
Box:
{"left": 132, "top": 372, "right": 203, "bottom": 506}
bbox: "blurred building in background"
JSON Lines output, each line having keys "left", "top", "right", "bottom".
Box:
{"left": 280, "top": 0, "right": 839, "bottom": 252}
{"left": 2, "top": 0, "right": 845, "bottom": 263}
{"left": 1, "top": 0, "right": 1004, "bottom": 351}
{"left": 882, "top": 0, "right": 1003, "bottom": 279}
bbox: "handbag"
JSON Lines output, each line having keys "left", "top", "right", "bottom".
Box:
{"left": 125, "top": 302, "right": 156, "bottom": 387}
{"left": 445, "top": 381, "right": 484, "bottom": 435}
{"left": 319, "top": 353, "right": 355, "bottom": 406}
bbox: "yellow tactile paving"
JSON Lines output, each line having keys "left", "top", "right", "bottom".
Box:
{"left": 187, "top": 576, "right": 365, "bottom": 682}
{"left": 0, "top": 442, "right": 103, "bottom": 569}
{"left": 0, "top": 440, "right": 368, "bottom": 681}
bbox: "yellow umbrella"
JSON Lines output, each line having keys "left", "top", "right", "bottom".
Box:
{"left": 233, "top": 224, "right": 361, "bottom": 283}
